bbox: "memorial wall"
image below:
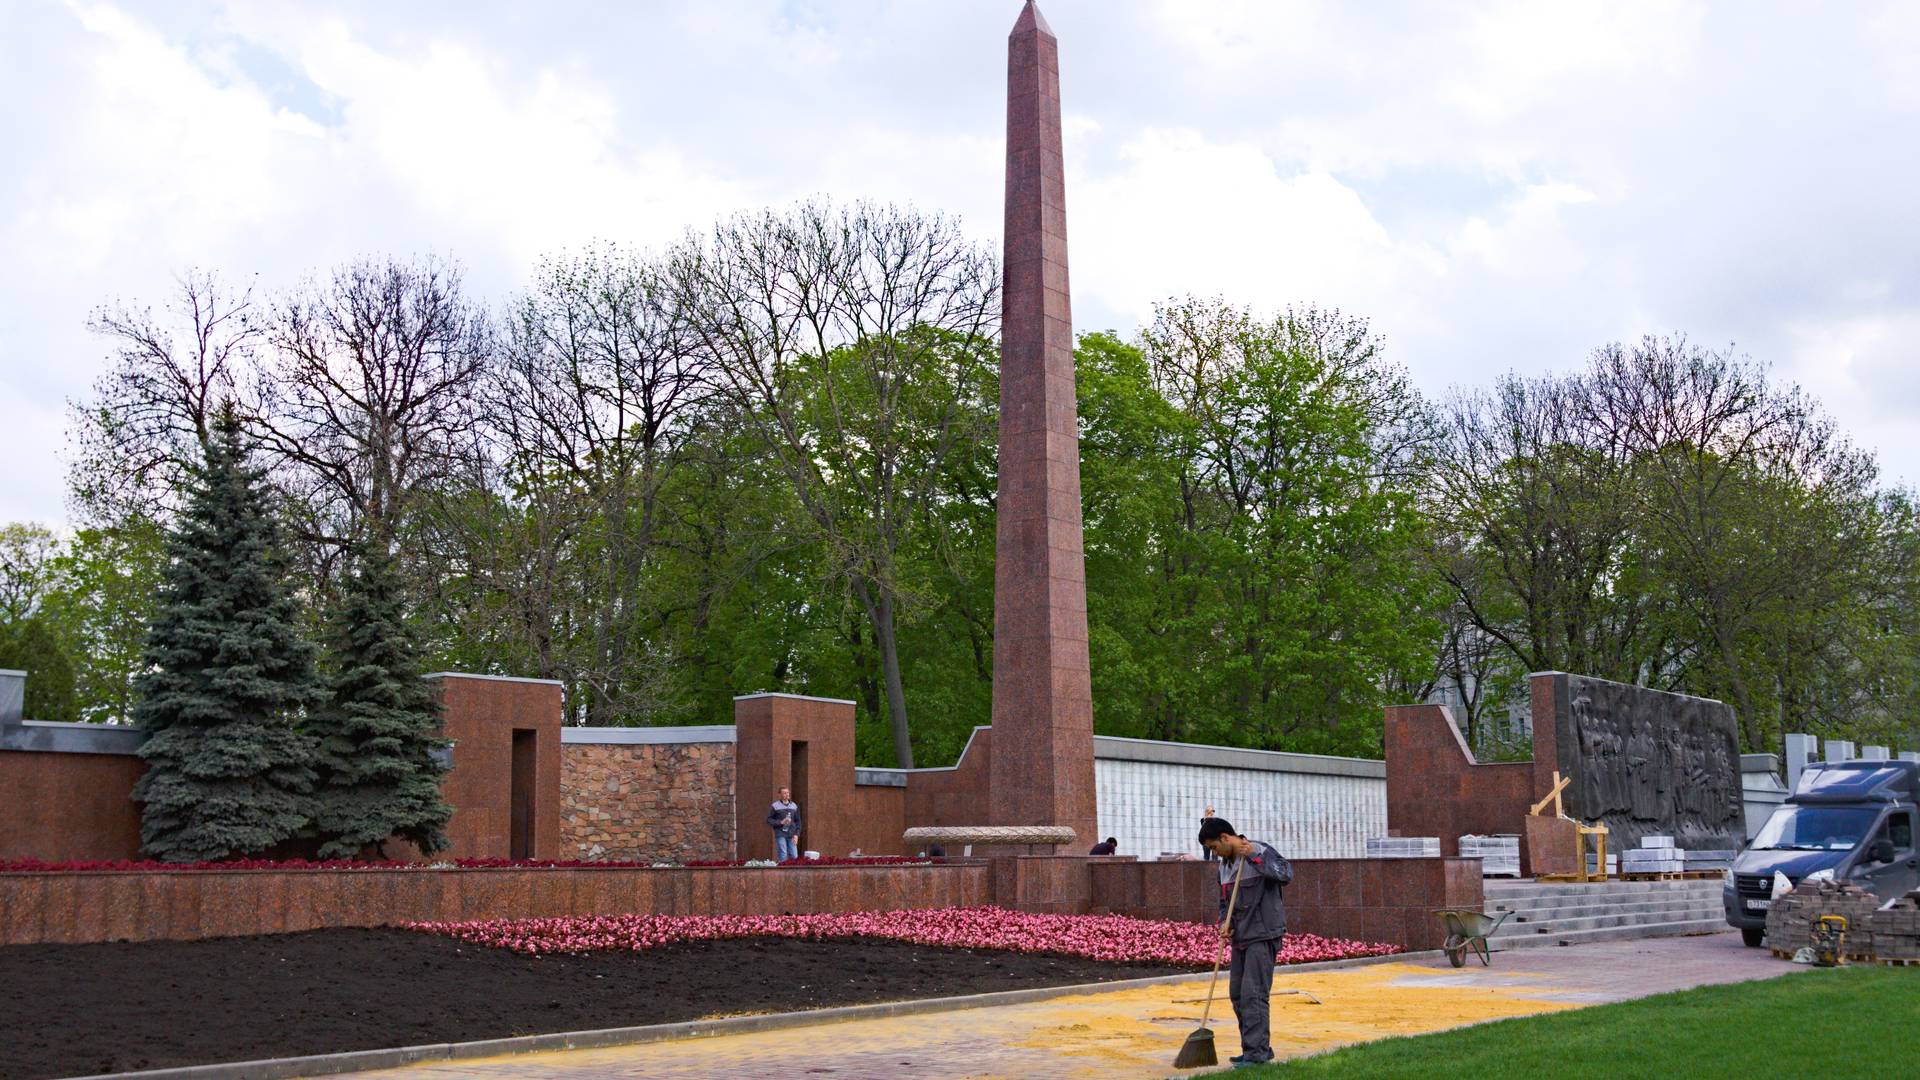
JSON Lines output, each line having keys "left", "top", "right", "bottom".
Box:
{"left": 1541, "top": 673, "right": 1745, "bottom": 852}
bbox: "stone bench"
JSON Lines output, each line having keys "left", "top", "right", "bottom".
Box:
{"left": 902, "top": 825, "right": 1077, "bottom": 857}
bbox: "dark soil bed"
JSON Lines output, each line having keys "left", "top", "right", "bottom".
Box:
{"left": 0, "top": 929, "right": 1200, "bottom": 1079}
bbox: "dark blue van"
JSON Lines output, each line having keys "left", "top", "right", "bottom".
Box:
{"left": 1724, "top": 760, "right": 1920, "bottom": 947}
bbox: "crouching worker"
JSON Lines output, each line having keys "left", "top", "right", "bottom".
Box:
{"left": 1199, "top": 817, "right": 1292, "bottom": 1068}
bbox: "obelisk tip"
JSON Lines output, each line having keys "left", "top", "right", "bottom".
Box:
{"left": 1012, "top": 0, "right": 1053, "bottom": 37}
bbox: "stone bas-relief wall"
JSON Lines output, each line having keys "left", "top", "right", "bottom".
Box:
{"left": 1387, "top": 672, "right": 1750, "bottom": 866}
{"left": 559, "top": 740, "right": 735, "bottom": 862}
{"left": 1541, "top": 673, "right": 1744, "bottom": 852}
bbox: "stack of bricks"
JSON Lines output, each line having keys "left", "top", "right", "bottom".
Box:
{"left": 1765, "top": 879, "right": 1883, "bottom": 956}
{"left": 1868, "top": 892, "right": 1920, "bottom": 961}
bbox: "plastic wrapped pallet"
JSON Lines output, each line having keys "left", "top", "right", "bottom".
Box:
{"left": 1458, "top": 834, "right": 1521, "bottom": 876}
{"left": 1621, "top": 849, "right": 1686, "bottom": 873}
{"left": 1366, "top": 837, "right": 1441, "bottom": 858}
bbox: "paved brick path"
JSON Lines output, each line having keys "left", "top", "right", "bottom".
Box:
{"left": 363, "top": 932, "right": 1792, "bottom": 1079}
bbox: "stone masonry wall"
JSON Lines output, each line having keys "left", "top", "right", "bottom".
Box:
{"left": 560, "top": 742, "right": 735, "bottom": 862}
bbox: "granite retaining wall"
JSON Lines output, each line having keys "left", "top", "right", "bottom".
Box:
{"left": 0, "top": 864, "right": 993, "bottom": 946}
{"left": 1282, "top": 857, "right": 1484, "bottom": 952}
{"left": 0, "top": 855, "right": 1458, "bottom": 951}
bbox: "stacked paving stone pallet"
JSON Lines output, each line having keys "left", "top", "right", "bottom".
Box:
{"left": 1681, "top": 848, "right": 1737, "bottom": 872}
{"left": 1868, "top": 892, "right": 1920, "bottom": 962}
{"left": 1457, "top": 834, "right": 1520, "bottom": 876}
{"left": 1583, "top": 852, "right": 1620, "bottom": 875}
{"left": 1621, "top": 835, "right": 1685, "bottom": 875}
{"left": 1365, "top": 837, "right": 1441, "bottom": 858}
{"left": 1763, "top": 880, "right": 1884, "bottom": 957}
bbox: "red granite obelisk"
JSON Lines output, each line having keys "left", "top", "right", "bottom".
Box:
{"left": 988, "top": 1, "right": 1097, "bottom": 851}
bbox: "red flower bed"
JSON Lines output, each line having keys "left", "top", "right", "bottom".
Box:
{"left": 408, "top": 906, "right": 1400, "bottom": 968}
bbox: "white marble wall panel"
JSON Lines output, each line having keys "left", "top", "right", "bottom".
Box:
{"left": 1094, "top": 758, "right": 1387, "bottom": 860}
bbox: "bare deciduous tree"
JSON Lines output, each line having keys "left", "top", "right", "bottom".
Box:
{"left": 667, "top": 200, "right": 999, "bottom": 766}
{"left": 260, "top": 256, "right": 491, "bottom": 563}
{"left": 72, "top": 270, "right": 262, "bottom": 522}
{"left": 480, "top": 245, "right": 712, "bottom": 724}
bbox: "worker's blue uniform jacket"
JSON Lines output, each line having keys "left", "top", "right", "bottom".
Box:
{"left": 1219, "top": 841, "right": 1293, "bottom": 943}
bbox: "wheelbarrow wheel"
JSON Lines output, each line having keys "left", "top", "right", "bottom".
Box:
{"left": 1445, "top": 943, "right": 1466, "bottom": 968}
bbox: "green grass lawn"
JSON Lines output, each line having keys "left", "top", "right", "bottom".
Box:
{"left": 1240, "top": 966, "right": 1920, "bottom": 1079}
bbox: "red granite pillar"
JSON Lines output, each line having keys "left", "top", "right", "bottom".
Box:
{"left": 988, "top": 1, "right": 1097, "bottom": 852}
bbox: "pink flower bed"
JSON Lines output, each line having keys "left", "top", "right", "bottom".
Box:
{"left": 408, "top": 906, "right": 1400, "bottom": 967}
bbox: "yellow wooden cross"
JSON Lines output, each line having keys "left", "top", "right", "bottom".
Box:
{"left": 1529, "top": 770, "right": 1570, "bottom": 818}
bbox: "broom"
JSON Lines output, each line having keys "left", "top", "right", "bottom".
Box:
{"left": 1174, "top": 854, "right": 1245, "bottom": 1069}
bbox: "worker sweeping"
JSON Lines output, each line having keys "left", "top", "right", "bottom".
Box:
{"left": 1199, "top": 817, "right": 1293, "bottom": 1068}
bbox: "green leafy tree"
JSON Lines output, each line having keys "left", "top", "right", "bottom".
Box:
{"left": 309, "top": 540, "right": 452, "bottom": 858}
{"left": 674, "top": 201, "right": 999, "bottom": 767}
{"left": 1075, "top": 330, "right": 1195, "bottom": 742}
{"left": 0, "top": 617, "right": 79, "bottom": 722}
{"left": 131, "top": 409, "right": 321, "bottom": 862}
{"left": 1078, "top": 303, "right": 1445, "bottom": 756}
{"left": 40, "top": 520, "right": 167, "bottom": 724}
{"left": 0, "top": 522, "right": 62, "bottom": 622}
{"left": 1433, "top": 337, "right": 1915, "bottom": 755}
{"left": 0, "top": 522, "right": 81, "bottom": 722}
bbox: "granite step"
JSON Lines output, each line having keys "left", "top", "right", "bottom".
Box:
{"left": 1484, "top": 874, "right": 1723, "bottom": 887}
{"left": 1482, "top": 881, "right": 1723, "bottom": 903}
{"left": 1491, "top": 907, "right": 1724, "bottom": 936}
{"left": 1492, "top": 898, "right": 1718, "bottom": 924}
{"left": 1486, "top": 917, "right": 1729, "bottom": 951}
{"left": 1489, "top": 887, "right": 1721, "bottom": 911}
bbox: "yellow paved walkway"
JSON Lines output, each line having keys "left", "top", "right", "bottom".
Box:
{"left": 368, "top": 963, "right": 1575, "bottom": 1080}
{"left": 363, "top": 934, "right": 1789, "bottom": 1079}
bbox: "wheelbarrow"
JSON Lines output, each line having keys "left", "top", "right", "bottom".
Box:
{"left": 1434, "top": 909, "right": 1512, "bottom": 968}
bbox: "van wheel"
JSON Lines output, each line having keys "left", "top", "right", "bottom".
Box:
{"left": 1741, "top": 927, "right": 1765, "bottom": 948}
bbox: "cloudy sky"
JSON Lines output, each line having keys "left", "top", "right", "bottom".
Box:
{"left": 3, "top": 0, "right": 1916, "bottom": 525}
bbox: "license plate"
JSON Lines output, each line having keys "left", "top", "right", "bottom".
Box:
{"left": 1746, "top": 899, "right": 1772, "bottom": 911}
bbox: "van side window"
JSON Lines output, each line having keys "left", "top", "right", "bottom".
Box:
{"left": 1890, "top": 812, "right": 1913, "bottom": 852}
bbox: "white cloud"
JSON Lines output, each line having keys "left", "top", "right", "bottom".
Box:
{"left": 269, "top": 22, "right": 751, "bottom": 264}
{"left": 1072, "top": 128, "right": 1405, "bottom": 322}
{"left": 1, "top": 0, "right": 1917, "bottom": 527}
{"left": 1783, "top": 312, "right": 1920, "bottom": 421}
{"left": 1872, "top": 1, "right": 1920, "bottom": 110}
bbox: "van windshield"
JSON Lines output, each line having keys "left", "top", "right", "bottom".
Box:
{"left": 1751, "top": 806, "right": 1880, "bottom": 851}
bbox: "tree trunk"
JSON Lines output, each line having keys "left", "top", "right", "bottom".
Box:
{"left": 853, "top": 577, "right": 915, "bottom": 768}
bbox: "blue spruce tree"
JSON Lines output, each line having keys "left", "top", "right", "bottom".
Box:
{"left": 310, "top": 540, "right": 453, "bottom": 858}
{"left": 132, "top": 409, "right": 320, "bottom": 861}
